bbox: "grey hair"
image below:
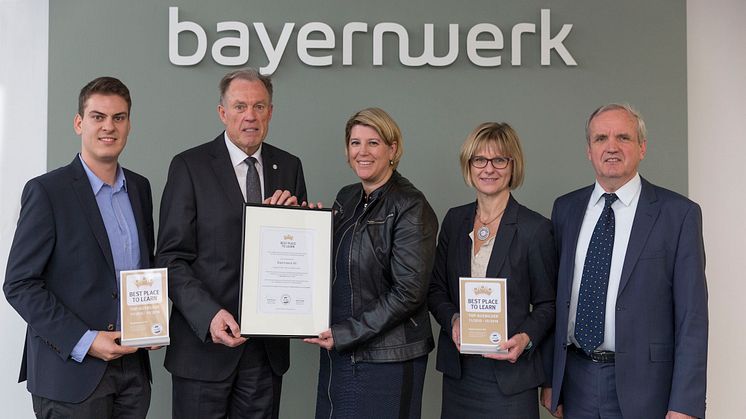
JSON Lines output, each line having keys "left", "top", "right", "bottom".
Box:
{"left": 219, "top": 67, "right": 273, "bottom": 105}
{"left": 586, "top": 103, "right": 647, "bottom": 144}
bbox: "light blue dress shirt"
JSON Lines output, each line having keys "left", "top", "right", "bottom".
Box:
{"left": 70, "top": 155, "right": 141, "bottom": 362}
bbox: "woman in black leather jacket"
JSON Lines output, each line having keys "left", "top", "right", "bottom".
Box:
{"left": 304, "top": 108, "right": 438, "bottom": 419}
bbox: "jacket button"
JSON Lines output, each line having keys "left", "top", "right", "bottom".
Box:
{"left": 112, "top": 292, "right": 118, "bottom": 299}
{"left": 107, "top": 323, "right": 115, "bottom": 331}
{"left": 566, "top": 301, "right": 570, "bottom": 308}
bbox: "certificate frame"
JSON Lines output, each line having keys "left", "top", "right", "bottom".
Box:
{"left": 238, "top": 203, "right": 332, "bottom": 338}
{"left": 459, "top": 277, "right": 509, "bottom": 354}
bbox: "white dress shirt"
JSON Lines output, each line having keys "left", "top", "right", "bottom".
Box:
{"left": 224, "top": 133, "right": 265, "bottom": 201}
{"left": 567, "top": 173, "right": 642, "bottom": 351}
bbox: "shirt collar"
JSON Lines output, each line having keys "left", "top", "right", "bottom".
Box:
{"left": 224, "top": 132, "right": 263, "bottom": 168}
{"left": 78, "top": 154, "right": 126, "bottom": 194}
{"left": 591, "top": 173, "right": 641, "bottom": 208}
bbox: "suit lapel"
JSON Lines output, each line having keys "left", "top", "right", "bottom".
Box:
{"left": 70, "top": 157, "right": 115, "bottom": 275}
{"left": 210, "top": 135, "right": 244, "bottom": 207}
{"left": 618, "top": 178, "right": 660, "bottom": 294}
{"left": 485, "top": 196, "right": 518, "bottom": 277}
{"left": 124, "top": 172, "right": 150, "bottom": 268}
{"left": 456, "top": 203, "right": 475, "bottom": 279}
{"left": 562, "top": 186, "right": 594, "bottom": 296}
{"left": 261, "top": 143, "right": 278, "bottom": 199}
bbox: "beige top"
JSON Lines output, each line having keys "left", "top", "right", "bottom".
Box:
{"left": 469, "top": 230, "right": 495, "bottom": 277}
{"left": 452, "top": 231, "right": 498, "bottom": 327}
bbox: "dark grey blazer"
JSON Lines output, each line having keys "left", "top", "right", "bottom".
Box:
{"left": 428, "top": 195, "right": 557, "bottom": 396}
{"left": 157, "top": 134, "right": 307, "bottom": 381}
{"left": 4, "top": 156, "right": 154, "bottom": 403}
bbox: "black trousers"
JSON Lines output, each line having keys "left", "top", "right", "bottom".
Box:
{"left": 172, "top": 339, "right": 282, "bottom": 419}
{"left": 32, "top": 352, "right": 150, "bottom": 419}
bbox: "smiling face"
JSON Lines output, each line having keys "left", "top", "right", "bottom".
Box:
{"left": 74, "top": 93, "right": 130, "bottom": 168}
{"left": 469, "top": 143, "right": 512, "bottom": 198}
{"left": 218, "top": 78, "right": 273, "bottom": 155}
{"left": 347, "top": 124, "right": 397, "bottom": 194}
{"left": 586, "top": 109, "right": 647, "bottom": 192}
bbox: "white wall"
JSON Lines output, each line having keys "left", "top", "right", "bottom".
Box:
{"left": 0, "top": 0, "right": 48, "bottom": 417}
{"left": 687, "top": 0, "right": 746, "bottom": 416}
{"left": 0, "top": 1, "right": 743, "bottom": 417}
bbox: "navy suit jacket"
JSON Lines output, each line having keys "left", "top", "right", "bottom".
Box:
{"left": 549, "top": 177, "right": 708, "bottom": 418}
{"left": 428, "top": 195, "right": 557, "bottom": 396}
{"left": 157, "top": 134, "right": 306, "bottom": 381}
{"left": 3, "top": 156, "right": 154, "bottom": 403}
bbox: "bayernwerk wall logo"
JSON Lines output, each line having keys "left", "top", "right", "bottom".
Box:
{"left": 168, "top": 7, "right": 577, "bottom": 74}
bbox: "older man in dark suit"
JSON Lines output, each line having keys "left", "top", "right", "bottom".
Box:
{"left": 157, "top": 68, "right": 307, "bottom": 419}
{"left": 541, "top": 104, "right": 708, "bottom": 419}
{"left": 4, "top": 77, "right": 155, "bottom": 418}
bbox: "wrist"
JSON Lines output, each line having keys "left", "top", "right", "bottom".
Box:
{"left": 519, "top": 332, "right": 533, "bottom": 350}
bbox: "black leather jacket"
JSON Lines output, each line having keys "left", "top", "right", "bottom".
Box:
{"left": 330, "top": 171, "right": 438, "bottom": 362}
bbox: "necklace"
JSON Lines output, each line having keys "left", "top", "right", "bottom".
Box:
{"left": 476, "top": 205, "right": 506, "bottom": 241}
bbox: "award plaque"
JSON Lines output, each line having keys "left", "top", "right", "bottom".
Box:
{"left": 119, "top": 268, "right": 170, "bottom": 347}
{"left": 238, "top": 204, "right": 333, "bottom": 337}
{"left": 459, "top": 277, "right": 508, "bottom": 354}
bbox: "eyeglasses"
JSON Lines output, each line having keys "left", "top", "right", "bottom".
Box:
{"left": 469, "top": 156, "right": 513, "bottom": 169}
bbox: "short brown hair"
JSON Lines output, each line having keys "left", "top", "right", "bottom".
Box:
{"left": 78, "top": 77, "right": 131, "bottom": 116}
{"left": 219, "top": 67, "right": 273, "bottom": 105}
{"left": 459, "top": 122, "right": 525, "bottom": 190}
{"left": 344, "top": 108, "right": 404, "bottom": 169}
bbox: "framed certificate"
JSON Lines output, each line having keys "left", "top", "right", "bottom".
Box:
{"left": 238, "top": 204, "right": 333, "bottom": 337}
{"left": 119, "top": 268, "right": 170, "bottom": 347}
{"left": 459, "top": 277, "right": 508, "bottom": 354}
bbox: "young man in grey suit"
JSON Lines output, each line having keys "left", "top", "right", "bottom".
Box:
{"left": 541, "top": 104, "right": 708, "bottom": 419}
{"left": 4, "top": 77, "right": 155, "bottom": 418}
{"left": 157, "top": 68, "right": 307, "bottom": 419}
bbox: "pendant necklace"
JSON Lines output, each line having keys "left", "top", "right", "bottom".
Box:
{"left": 476, "top": 205, "right": 506, "bottom": 241}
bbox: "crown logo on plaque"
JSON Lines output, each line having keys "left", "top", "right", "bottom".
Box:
{"left": 135, "top": 278, "right": 154, "bottom": 288}
{"left": 283, "top": 234, "right": 294, "bottom": 241}
{"left": 474, "top": 285, "right": 492, "bottom": 296}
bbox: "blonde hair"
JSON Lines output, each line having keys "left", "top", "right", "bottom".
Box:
{"left": 344, "top": 108, "right": 404, "bottom": 169}
{"left": 459, "top": 122, "right": 525, "bottom": 190}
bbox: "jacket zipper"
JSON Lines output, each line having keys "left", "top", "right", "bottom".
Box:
{"left": 347, "top": 193, "right": 370, "bottom": 365}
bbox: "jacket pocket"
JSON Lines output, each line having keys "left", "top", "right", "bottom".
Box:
{"left": 364, "top": 213, "right": 395, "bottom": 270}
{"left": 366, "top": 212, "right": 395, "bottom": 225}
{"left": 649, "top": 343, "right": 674, "bottom": 362}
